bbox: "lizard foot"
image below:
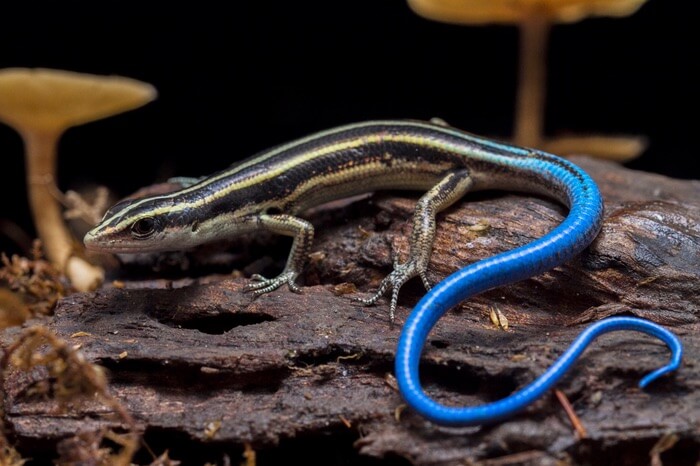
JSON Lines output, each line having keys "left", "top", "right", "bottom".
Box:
{"left": 244, "top": 270, "right": 302, "bottom": 296}
{"left": 355, "top": 258, "right": 428, "bottom": 324}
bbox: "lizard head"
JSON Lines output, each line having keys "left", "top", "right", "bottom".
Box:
{"left": 84, "top": 195, "right": 193, "bottom": 253}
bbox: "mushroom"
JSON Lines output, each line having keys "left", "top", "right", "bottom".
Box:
{"left": 0, "top": 68, "right": 157, "bottom": 291}
{"left": 406, "top": 0, "right": 649, "bottom": 161}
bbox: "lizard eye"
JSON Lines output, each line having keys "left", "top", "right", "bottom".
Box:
{"left": 131, "top": 217, "right": 158, "bottom": 238}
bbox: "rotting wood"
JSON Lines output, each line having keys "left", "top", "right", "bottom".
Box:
{"left": 2, "top": 156, "right": 699, "bottom": 465}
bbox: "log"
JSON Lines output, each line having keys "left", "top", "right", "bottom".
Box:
{"left": 2, "top": 156, "right": 699, "bottom": 465}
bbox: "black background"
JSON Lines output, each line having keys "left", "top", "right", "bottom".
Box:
{"left": 0, "top": 1, "right": 697, "bottom": 254}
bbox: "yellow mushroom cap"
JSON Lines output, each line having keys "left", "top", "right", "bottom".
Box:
{"left": 0, "top": 67, "right": 157, "bottom": 133}
{"left": 406, "top": 0, "right": 649, "bottom": 25}
{"left": 0, "top": 67, "right": 156, "bottom": 292}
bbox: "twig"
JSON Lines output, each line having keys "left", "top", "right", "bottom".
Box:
{"left": 554, "top": 389, "right": 587, "bottom": 439}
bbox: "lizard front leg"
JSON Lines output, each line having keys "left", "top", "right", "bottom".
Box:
{"left": 358, "top": 169, "right": 474, "bottom": 322}
{"left": 244, "top": 213, "right": 314, "bottom": 296}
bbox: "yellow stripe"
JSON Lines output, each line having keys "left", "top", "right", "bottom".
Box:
{"left": 109, "top": 120, "right": 518, "bottom": 231}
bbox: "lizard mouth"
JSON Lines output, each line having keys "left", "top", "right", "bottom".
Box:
{"left": 83, "top": 228, "right": 100, "bottom": 250}
{"left": 83, "top": 228, "right": 131, "bottom": 253}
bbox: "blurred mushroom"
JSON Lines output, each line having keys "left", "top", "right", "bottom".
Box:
{"left": 406, "top": 0, "right": 649, "bottom": 161}
{"left": 0, "top": 68, "right": 157, "bottom": 291}
{"left": 540, "top": 132, "right": 648, "bottom": 160}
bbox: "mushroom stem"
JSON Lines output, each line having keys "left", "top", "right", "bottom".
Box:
{"left": 23, "top": 128, "right": 72, "bottom": 267}
{"left": 22, "top": 129, "right": 104, "bottom": 291}
{"left": 542, "top": 134, "right": 648, "bottom": 161}
{"left": 514, "top": 12, "right": 550, "bottom": 148}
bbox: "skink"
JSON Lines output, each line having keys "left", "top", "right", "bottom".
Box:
{"left": 84, "top": 119, "right": 682, "bottom": 425}
{"left": 84, "top": 119, "right": 604, "bottom": 321}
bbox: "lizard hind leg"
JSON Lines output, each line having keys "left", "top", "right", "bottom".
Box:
{"left": 356, "top": 169, "right": 474, "bottom": 323}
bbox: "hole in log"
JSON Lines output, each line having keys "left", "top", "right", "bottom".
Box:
{"left": 148, "top": 309, "right": 276, "bottom": 335}
{"left": 430, "top": 339, "right": 450, "bottom": 349}
{"left": 420, "top": 362, "right": 522, "bottom": 401}
{"left": 101, "top": 359, "right": 287, "bottom": 393}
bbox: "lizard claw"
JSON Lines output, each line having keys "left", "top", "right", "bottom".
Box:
{"left": 355, "top": 260, "right": 427, "bottom": 324}
{"left": 245, "top": 270, "right": 302, "bottom": 296}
